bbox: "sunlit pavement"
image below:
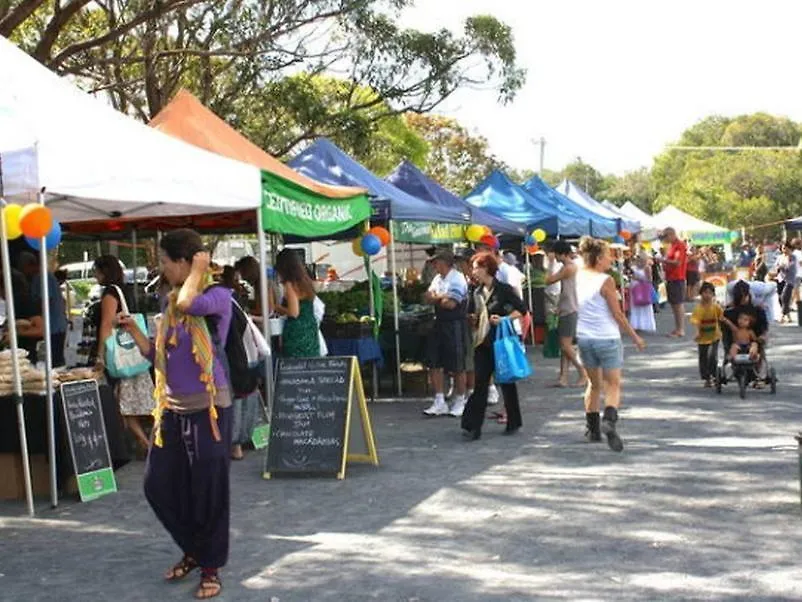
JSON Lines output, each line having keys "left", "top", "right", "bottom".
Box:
{"left": 2, "top": 309, "right": 802, "bottom": 601}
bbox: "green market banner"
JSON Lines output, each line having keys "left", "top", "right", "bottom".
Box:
{"left": 686, "top": 230, "right": 739, "bottom": 246}
{"left": 392, "top": 220, "right": 466, "bottom": 244}
{"left": 261, "top": 171, "right": 371, "bottom": 237}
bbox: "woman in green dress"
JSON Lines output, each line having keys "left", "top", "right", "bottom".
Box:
{"left": 274, "top": 249, "right": 320, "bottom": 358}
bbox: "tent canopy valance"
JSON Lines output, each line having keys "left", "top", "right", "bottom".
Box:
{"left": 556, "top": 179, "right": 641, "bottom": 235}
{"left": 289, "top": 138, "right": 468, "bottom": 225}
{"left": 386, "top": 160, "right": 526, "bottom": 240}
{"left": 464, "top": 170, "right": 582, "bottom": 238}
{"left": 786, "top": 215, "right": 802, "bottom": 229}
{"left": 0, "top": 37, "right": 261, "bottom": 223}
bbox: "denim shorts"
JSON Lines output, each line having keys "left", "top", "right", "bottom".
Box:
{"left": 577, "top": 338, "right": 624, "bottom": 370}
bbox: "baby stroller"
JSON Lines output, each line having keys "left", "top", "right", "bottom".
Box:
{"left": 715, "top": 281, "right": 778, "bottom": 399}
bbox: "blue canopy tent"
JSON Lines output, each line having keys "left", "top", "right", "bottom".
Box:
{"left": 289, "top": 138, "right": 469, "bottom": 225}
{"left": 553, "top": 179, "right": 639, "bottom": 236}
{"left": 289, "top": 138, "right": 471, "bottom": 398}
{"left": 786, "top": 216, "right": 802, "bottom": 230}
{"left": 522, "top": 176, "right": 617, "bottom": 239}
{"left": 386, "top": 160, "right": 526, "bottom": 237}
{"left": 464, "top": 170, "right": 588, "bottom": 237}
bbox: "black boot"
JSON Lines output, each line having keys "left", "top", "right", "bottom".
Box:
{"left": 601, "top": 406, "right": 624, "bottom": 452}
{"left": 585, "top": 412, "right": 601, "bottom": 442}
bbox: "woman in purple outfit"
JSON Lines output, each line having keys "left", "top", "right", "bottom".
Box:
{"left": 121, "top": 228, "right": 232, "bottom": 600}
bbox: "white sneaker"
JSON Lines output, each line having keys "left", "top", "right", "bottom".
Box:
{"left": 423, "top": 397, "right": 449, "bottom": 416}
{"left": 445, "top": 377, "right": 455, "bottom": 399}
{"left": 487, "top": 385, "right": 499, "bottom": 405}
{"left": 449, "top": 396, "right": 466, "bottom": 417}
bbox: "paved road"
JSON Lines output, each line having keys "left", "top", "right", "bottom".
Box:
{"left": 2, "top": 310, "right": 802, "bottom": 601}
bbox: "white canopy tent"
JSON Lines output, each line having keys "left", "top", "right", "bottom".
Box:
{"left": 617, "top": 202, "right": 660, "bottom": 240}
{"left": 0, "top": 36, "right": 261, "bottom": 217}
{"left": 0, "top": 37, "right": 263, "bottom": 516}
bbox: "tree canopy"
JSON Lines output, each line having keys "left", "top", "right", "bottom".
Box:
{"left": 5, "top": 0, "right": 524, "bottom": 158}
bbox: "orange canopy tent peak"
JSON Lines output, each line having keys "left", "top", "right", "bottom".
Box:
{"left": 148, "top": 89, "right": 365, "bottom": 200}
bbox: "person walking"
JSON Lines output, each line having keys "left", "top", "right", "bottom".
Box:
{"left": 422, "top": 250, "right": 469, "bottom": 417}
{"left": 121, "top": 228, "right": 232, "bottom": 599}
{"left": 628, "top": 254, "right": 657, "bottom": 333}
{"left": 690, "top": 282, "right": 723, "bottom": 387}
{"left": 779, "top": 244, "right": 797, "bottom": 323}
{"left": 460, "top": 251, "right": 527, "bottom": 440}
{"left": 576, "top": 237, "right": 646, "bottom": 452}
{"left": 273, "top": 249, "right": 320, "bottom": 358}
{"left": 545, "top": 240, "right": 588, "bottom": 387}
{"left": 657, "top": 227, "right": 688, "bottom": 337}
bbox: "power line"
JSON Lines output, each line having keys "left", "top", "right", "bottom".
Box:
{"left": 667, "top": 145, "right": 801, "bottom": 151}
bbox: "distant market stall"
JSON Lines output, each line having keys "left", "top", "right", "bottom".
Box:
{"left": 555, "top": 179, "right": 641, "bottom": 235}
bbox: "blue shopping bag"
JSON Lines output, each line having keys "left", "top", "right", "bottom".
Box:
{"left": 494, "top": 316, "right": 533, "bottom": 384}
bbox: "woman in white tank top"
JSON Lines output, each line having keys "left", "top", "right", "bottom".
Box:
{"left": 575, "top": 237, "right": 646, "bottom": 452}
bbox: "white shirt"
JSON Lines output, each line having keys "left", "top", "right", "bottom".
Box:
{"left": 497, "top": 262, "right": 524, "bottom": 299}
{"left": 428, "top": 268, "right": 468, "bottom": 303}
{"left": 576, "top": 269, "right": 620, "bottom": 340}
{"left": 545, "top": 259, "right": 562, "bottom": 298}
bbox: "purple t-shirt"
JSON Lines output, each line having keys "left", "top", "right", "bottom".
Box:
{"left": 157, "top": 286, "right": 232, "bottom": 396}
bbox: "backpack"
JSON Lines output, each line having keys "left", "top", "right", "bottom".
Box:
{"left": 205, "top": 286, "right": 267, "bottom": 399}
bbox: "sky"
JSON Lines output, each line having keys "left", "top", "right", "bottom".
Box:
{"left": 399, "top": 0, "right": 802, "bottom": 176}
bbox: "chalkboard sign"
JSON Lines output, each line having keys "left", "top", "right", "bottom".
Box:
{"left": 60, "top": 380, "right": 117, "bottom": 501}
{"left": 264, "top": 356, "right": 378, "bottom": 479}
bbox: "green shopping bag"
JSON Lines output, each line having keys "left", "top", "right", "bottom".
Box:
{"left": 543, "top": 313, "right": 561, "bottom": 359}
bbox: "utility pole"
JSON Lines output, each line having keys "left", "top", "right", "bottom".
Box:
{"left": 532, "top": 137, "right": 546, "bottom": 174}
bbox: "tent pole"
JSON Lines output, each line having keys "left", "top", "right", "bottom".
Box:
{"left": 256, "top": 210, "right": 274, "bottom": 422}
{"left": 131, "top": 227, "right": 138, "bottom": 312}
{"left": 38, "top": 192, "right": 57, "bottom": 508}
{"left": 365, "top": 246, "right": 379, "bottom": 400}
{"left": 389, "top": 221, "right": 402, "bottom": 396}
{"left": 524, "top": 241, "right": 535, "bottom": 345}
{"left": 0, "top": 198, "right": 34, "bottom": 517}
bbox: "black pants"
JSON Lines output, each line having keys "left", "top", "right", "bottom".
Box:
{"left": 144, "top": 406, "right": 232, "bottom": 569}
{"left": 781, "top": 280, "right": 795, "bottom": 316}
{"left": 461, "top": 343, "right": 522, "bottom": 434}
{"left": 697, "top": 341, "right": 719, "bottom": 381}
{"left": 51, "top": 331, "right": 66, "bottom": 368}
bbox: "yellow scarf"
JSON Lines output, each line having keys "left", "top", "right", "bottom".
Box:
{"left": 151, "top": 274, "right": 220, "bottom": 447}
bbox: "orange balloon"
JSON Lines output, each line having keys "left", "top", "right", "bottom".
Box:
{"left": 368, "top": 226, "right": 391, "bottom": 246}
{"left": 620, "top": 230, "right": 632, "bottom": 241}
{"left": 19, "top": 204, "right": 53, "bottom": 239}
{"left": 526, "top": 244, "right": 540, "bottom": 255}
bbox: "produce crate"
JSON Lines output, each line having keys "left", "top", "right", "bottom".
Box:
{"left": 320, "top": 320, "right": 374, "bottom": 339}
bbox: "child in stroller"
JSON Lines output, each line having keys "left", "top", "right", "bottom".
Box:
{"left": 721, "top": 311, "right": 759, "bottom": 362}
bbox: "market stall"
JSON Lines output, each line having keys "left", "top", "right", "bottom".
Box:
{"left": 289, "top": 138, "right": 475, "bottom": 395}
{"left": 0, "top": 37, "right": 263, "bottom": 514}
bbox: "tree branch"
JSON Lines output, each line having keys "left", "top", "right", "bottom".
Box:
{"left": 0, "top": 0, "right": 46, "bottom": 37}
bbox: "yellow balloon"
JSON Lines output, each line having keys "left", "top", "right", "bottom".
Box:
{"left": 466, "top": 224, "right": 486, "bottom": 243}
{"left": 19, "top": 204, "right": 53, "bottom": 239}
{"left": 351, "top": 237, "right": 365, "bottom": 257}
{"left": 533, "top": 228, "right": 547, "bottom": 243}
{"left": 3, "top": 204, "right": 23, "bottom": 240}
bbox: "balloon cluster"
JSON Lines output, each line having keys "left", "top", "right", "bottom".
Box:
{"left": 3, "top": 204, "right": 62, "bottom": 250}
{"left": 352, "top": 226, "right": 391, "bottom": 257}
{"left": 525, "top": 228, "right": 546, "bottom": 254}
{"left": 465, "top": 224, "right": 491, "bottom": 243}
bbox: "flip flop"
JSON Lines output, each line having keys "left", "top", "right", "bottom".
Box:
{"left": 487, "top": 411, "right": 504, "bottom": 420}
{"left": 548, "top": 382, "right": 569, "bottom": 388}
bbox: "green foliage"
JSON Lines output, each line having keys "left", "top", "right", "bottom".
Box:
{"left": 598, "top": 168, "right": 655, "bottom": 213}
{"left": 5, "top": 1, "right": 524, "bottom": 157}
{"left": 651, "top": 113, "right": 802, "bottom": 230}
{"left": 405, "top": 113, "right": 504, "bottom": 195}
{"left": 560, "top": 158, "right": 605, "bottom": 198}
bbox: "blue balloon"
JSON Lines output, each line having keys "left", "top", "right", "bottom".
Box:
{"left": 24, "top": 220, "right": 62, "bottom": 251}
{"left": 613, "top": 235, "right": 625, "bottom": 244}
{"left": 360, "top": 233, "right": 382, "bottom": 256}
{"left": 525, "top": 234, "right": 536, "bottom": 246}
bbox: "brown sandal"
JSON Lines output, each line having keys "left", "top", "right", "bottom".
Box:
{"left": 165, "top": 555, "right": 198, "bottom": 581}
{"left": 195, "top": 572, "right": 222, "bottom": 599}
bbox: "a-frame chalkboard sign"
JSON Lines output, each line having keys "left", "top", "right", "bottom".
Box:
{"left": 263, "top": 356, "right": 379, "bottom": 480}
